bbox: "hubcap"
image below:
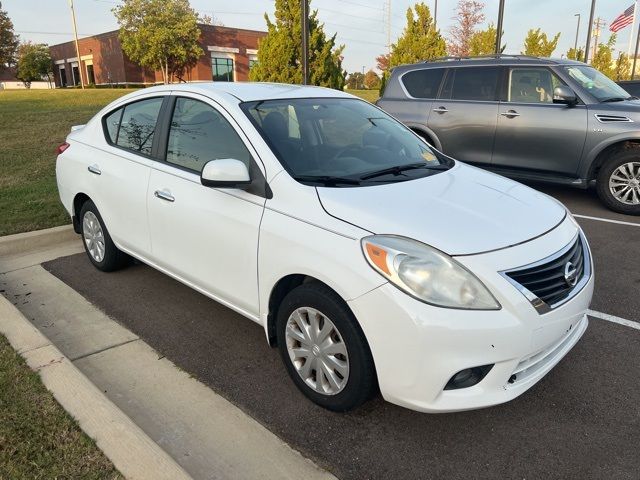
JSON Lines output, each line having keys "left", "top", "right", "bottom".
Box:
{"left": 285, "top": 307, "right": 349, "bottom": 395}
{"left": 82, "top": 211, "right": 105, "bottom": 262}
{"left": 609, "top": 161, "right": 640, "bottom": 205}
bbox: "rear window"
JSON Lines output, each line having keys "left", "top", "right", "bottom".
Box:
{"left": 401, "top": 68, "right": 445, "bottom": 99}
{"left": 441, "top": 67, "right": 500, "bottom": 101}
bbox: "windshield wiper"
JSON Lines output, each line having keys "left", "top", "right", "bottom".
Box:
{"left": 359, "top": 162, "right": 449, "bottom": 181}
{"left": 293, "top": 175, "right": 361, "bottom": 186}
{"left": 601, "top": 97, "right": 627, "bottom": 102}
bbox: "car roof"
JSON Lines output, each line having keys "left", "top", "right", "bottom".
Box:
{"left": 128, "top": 82, "right": 353, "bottom": 103}
{"left": 391, "top": 55, "right": 585, "bottom": 74}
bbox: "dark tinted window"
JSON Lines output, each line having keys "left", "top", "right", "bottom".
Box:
{"left": 401, "top": 68, "right": 444, "bottom": 98}
{"left": 166, "top": 98, "right": 252, "bottom": 173}
{"left": 116, "top": 98, "right": 164, "bottom": 155}
{"left": 442, "top": 67, "right": 500, "bottom": 101}
{"left": 104, "top": 108, "right": 123, "bottom": 143}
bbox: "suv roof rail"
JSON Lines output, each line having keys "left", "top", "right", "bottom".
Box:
{"left": 423, "top": 54, "right": 543, "bottom": 63}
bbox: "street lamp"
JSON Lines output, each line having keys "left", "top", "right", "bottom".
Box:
{"left": 495, "top": 0, "right": 505, "bottom": 54}
{"left": 574, "top": 13, "right": 581, "bottom": 58}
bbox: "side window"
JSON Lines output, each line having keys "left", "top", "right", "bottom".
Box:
{"left": 116, "top": 98, "right": 164, "bottom": 155}
{"left": 507, "top": 68, "right": 566, "bottom": 103}
{"left": 443, "top": 67, "right": 500, "bottom": 101}
{"left": 401, "top": 68, "right": 445, "bottom": 98}
{"left": 166, "top": 98, "right": 253, "bottom": 173}
{"left": 104, "top": 108, "right": 123, "bottom": 144}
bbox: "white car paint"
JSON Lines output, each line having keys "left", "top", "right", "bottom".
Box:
{"left": 56, "top": 82, "right": 593, "bottom": 413}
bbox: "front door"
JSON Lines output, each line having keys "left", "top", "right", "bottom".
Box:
{"left": 491, "top": 66, "right": 588, "bottom": 176}
{"left": 427, "top": 66, "right": 501, "bottom": 166}
{"left": 147, "top": 94, "right": 266, "bottom": 318}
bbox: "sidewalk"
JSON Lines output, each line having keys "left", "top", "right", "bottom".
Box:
{"left": 0, "top": 226, "right": 336, "bottom": 480}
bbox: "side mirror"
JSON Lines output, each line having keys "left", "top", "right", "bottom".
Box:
{"left": 201, "top": 159, "right": 251, "bottom": 188}
{"left": 553, "top": 86, "right": 578, "bottom": 106}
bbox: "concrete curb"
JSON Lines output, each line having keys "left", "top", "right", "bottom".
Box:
{"left": 0, "top": 225, "right": 77, "bottom": 257}
{"left": 0, "top": 295, "right": 193, "bottom": 480}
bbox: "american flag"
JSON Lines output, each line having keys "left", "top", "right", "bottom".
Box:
{"left": 610, "top": 4, "right": 635, "bottom": 32}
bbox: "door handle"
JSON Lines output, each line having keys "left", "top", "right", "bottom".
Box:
{"left": 154, "top": 190, "right": 175, "bottom": 202}
{"left": 87, "top": 165, "right": 101, "bottom": 175}
{"left": 500, "top": 110, "right": 521, "bottom": 118}
{"left": 433, "top": 106, "right": 449, "bottom": 114}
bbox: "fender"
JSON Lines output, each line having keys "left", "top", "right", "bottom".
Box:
{"left": 579, "top": 131, "right": 640, "bottom": 180}
{"left": 403, "top": 122, "right": 443, "bottom": 151}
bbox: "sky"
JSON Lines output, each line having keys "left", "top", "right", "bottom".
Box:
{"left": 2, "top": 0, "right": 633, "bottom": 73}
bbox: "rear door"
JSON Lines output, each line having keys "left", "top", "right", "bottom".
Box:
{"left": 491, "top": 66, "right": 588, "bottom": 176}
{"left": 427, "top": 66, "right": 501, "bottom": 165}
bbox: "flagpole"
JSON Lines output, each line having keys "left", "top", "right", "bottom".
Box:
{"left": 628, "top": 0, "right": 639, "bottom": 57}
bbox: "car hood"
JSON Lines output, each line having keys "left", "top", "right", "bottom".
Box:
{"left": 317, "top": 163, "right": 566, "bottom": 256}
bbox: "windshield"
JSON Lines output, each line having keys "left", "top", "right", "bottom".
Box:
{"left": 564, "top": 65, "right": 632, "bottom": 102}
{"left": 241, "top": 97, "right": 452, "bottom": 187}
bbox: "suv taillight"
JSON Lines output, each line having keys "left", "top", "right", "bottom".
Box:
{"left": 56, "top": 142, "right": 70, "bottom": 155}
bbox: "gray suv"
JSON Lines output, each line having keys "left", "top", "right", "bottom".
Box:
{"left": 377, "top": 55, "right": 640, "bottom": 215}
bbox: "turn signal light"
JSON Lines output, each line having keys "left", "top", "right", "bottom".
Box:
{"left": 56, "top": 142, "right": 70, "bottom": 155}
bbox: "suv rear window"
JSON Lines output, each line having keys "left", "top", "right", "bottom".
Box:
{"left": 441, "top": 67, "right": 500, "bottom": 101}
{"left": 401, "top": 68, "right": 445, "bottom": 99}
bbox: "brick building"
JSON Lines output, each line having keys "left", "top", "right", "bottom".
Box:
{"left": 49, "top": 24, "right": 266, "bottom": 87}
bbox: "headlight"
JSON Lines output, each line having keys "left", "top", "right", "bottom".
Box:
{"left": 361, "top": 235, "right": 500, "bottom": 310}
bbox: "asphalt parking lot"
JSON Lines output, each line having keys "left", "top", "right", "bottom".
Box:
{"left": 42, "top": 184, "right": 640, "bottom": 480}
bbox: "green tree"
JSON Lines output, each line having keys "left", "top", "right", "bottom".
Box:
{"left": 15, "top": 42, "right": 52, "bottom": 88}
{"left": 566, "top": 46, "right": 584, "bottom": 62}
{"left": 591, "top": 35, "right": 616, "bottom": 79}
{"left": 113, "top": 0, "right": 202, "bottom": 84}
{"left": 615, "top": 52, "right": 631, "bottom": 81}
{"left": 250, "top": 0, "right": 345, "bottom": 89}
{"left": 448, "top": 0, "right": 485, "bottom": 57}
{"left": 364, "top": 69, "right": 380, "bottom": 90}
{"left": 469, "top": 24, "right": 504, "bottom": 56}
{"left": 0, "top": 1, "right": 19, "bottom": 68}
{"left": 346, "top": 71, "right": 365, "bottom": 89}
{"left": 522, "top": 28, "right": 560, "bottom": 57}
{"left": 390, "top": 3, "right": 446, "bottom": 66}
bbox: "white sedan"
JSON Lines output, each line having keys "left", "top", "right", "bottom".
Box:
{"left": 56, "top": 83, "right": 593, "bottom": 413}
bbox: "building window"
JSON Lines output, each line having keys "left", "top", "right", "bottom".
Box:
{"left": 71, "top": 63, "right": 80, "bottom": 86}
{"left": 249, "top": 55, "right": 258, "bottom": 70}
{"left": 86, "top": 63, "right": 95, "bottom": 85}
{"left": 212, "top": 56, "right": 234, "bottom": 82}
{"left": 58, "top": 66, "right": 67, "bottom": 87}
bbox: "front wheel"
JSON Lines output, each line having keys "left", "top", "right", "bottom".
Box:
{"left": 276, "top": 283, "right": 376, "bottom": 411}
{"left": 79, "top": 200, "right": 130, "bottom": 271}
{"left": 596, "top": 150, "right": 640, "bottom": 215}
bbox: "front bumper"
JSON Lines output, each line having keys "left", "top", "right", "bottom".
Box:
{"left": 348, "top": 217, "right": 594, "bottom": 413}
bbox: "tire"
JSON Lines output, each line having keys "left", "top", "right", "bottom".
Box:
{"left": 79, "top": 200, "right": 129, "bottom": 271}
{"left": 596, "top": 149, "right": 640, "bottom": 215}
{"left": 276, "top": 282, "right": 376, "bottom": 412}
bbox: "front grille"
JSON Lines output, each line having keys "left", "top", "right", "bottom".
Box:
{"left": 505, "top": 236, "right": 586, "bottom": 308}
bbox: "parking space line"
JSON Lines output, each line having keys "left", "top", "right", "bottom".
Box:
{"left": 588, "top": 309, "right": 640, "bottom": 331}
{"left": 573, "top": 214, "right": 640, "bottom": 228}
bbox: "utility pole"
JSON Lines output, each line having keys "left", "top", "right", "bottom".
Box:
{"left": 301, "top": 0, "right": 309, "bottom": 85}
{"left": 433, "top": 0, "right": 438, "bottom": 31}
{"left": 633, "top": 19, "right": 640, "bottom": 79}
{"left": 584, "top": 0, "right": 596, "bottom": 64}
{"left": 574, "top": 14, "right": 581, "bottom": 57}
{"left": 592, "top": 17, "right": 605, "bottom": 61}
{"left": 68, "top": 0, "right": 84, "bottom": 88}
{"left": 386, "top": 0, "right": 392, "bottom": 56}
{"left": 495, "top": 0, "right": 505, "bottom": 54}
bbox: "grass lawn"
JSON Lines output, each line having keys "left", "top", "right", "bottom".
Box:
{"left": 0, "top": 87, "right": 377, "bottom": 237}
{"left": 346, "top": 88, "right": 379, "bottom": 103}
{"left": 0, "top": 333, "right": 122, "bottom": 479}
{"left": 0, "top": 89, "right": 133, "bottom": 236}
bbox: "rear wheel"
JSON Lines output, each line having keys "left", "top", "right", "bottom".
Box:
{"left": 79, "top": 200, "right": 129, "bottom": 271}
{"left": 596, "top": 149, "right": 640, "bottom": 215}
{"left": 276, "top": 283, "right": 376, "bottom": 411}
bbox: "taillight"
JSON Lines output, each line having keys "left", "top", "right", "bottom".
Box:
{"left": 56, "top": 142, "right": 70, "bottom": 155}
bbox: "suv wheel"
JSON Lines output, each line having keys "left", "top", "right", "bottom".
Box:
{"left": 79, "top": 200, "right": 130, "bottom": 271}
{"left": 596, "top": 150, "right": 640, "bottom": 215}
{"left": 276, "top": 283, "right": 376, "bottom": 411}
